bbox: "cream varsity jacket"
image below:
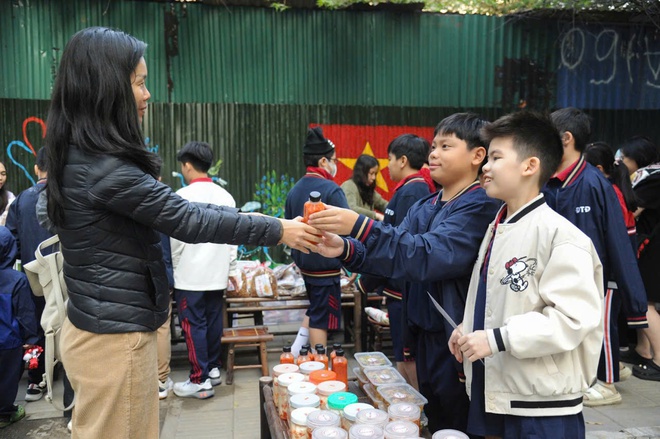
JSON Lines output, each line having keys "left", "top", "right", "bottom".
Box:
{"left": 463, "top": 195, "right": 604, "bottom": 417}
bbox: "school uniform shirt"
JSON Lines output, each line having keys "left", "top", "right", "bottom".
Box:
{"left": 357, "top": 169, "right": 436, "bottom": 300}
{"left": 285, "top": 167, "right": 349, "bottom": 284}
{"left": 542, "top": 156, "right": 648, "bottom": 328}
{"left": 6, "top": 181, "right": 53, "bottom": 266}
{"left": 339, "top": 182, "right": 501, "bottom": 341}
{"left": 171, "top": 178, "right": 238, "bottom": 291}
{"left": 0, "top": 227, "right": 38, "bottom": 350}
{"left": 340, "top": 179, "right": 388, "bottom": 220}
{"left": 462, "top": 195, "right": 603, "bottom": 417}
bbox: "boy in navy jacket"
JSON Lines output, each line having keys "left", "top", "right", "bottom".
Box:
{"left": 309, "top": 114, "right": 501, "bottom": 433}
{"left": 0, "top": 226, "right": 39, "bottom": 428}
{"left": 544, "top": 108, "right": 648, "bottom": 406}
{"left": 356, "top": 134, "right": 435, "bottom": 386}
{"left": 285, "top": 127, "right": 349, "bottom": 356}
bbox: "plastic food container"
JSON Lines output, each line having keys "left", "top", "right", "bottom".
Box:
{"left": 387, "top": 402, "right": 421, "bottom": 429}
{"left": 348, "top": 424, "right": 385, "bottom": 439}
{"left": 362, "top": 383, "right": 384, "bottom": 407}
{"left": 317, "top": 380, "right": 346, "bottom": 410}
{"left": 288, "top": 393, "right": 320, "bottom": 422}
{"left": 327, "top": 392, "right": 359, "bottom": 417}
{"left": 277, "top": 372, "right": 305, "bottom": 420}
{"left": 353, "top": 367, "right": 369, "bottom": 390}
{"left": 300, "top": 361, "right": 326, "bottom": 380}
{"left": 290, "top": 407, "right": 320, "bottom": 439}
{"left": 432, "top": 429, "right": 469, "bottom": 439}
{"left": 383, "top": 420, "right": 419, "bottom": 438}
{"left": 273, "top": 364, "right": 300, "bottom": 411}
{"left": 307, "top": 410, "right": 341, "bottom": 437}
{"left": 354, "top": 352, "right": 392, "bottom": 370}
{"left": 310, "top": 370, "right": 337, "bottom": 386}
{"left": 363, "top": 367, "right": 406, "bottom": 387}
{"left": 341, "top": 403, "right": 374, "bottom": 431}
{"left": 355, "top": 408, "right": 389, "bottom": 429}
{"left": 312, "top": 426, "right": 348, "bottom": 439}
{"left": 376, "top": 384, "right": 428, "bottom": 412}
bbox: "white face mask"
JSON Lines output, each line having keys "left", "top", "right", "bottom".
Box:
{"left": 327, "top": 159, "right": 337, "bottom": 178}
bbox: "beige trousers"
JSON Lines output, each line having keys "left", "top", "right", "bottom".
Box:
{"left": 157, "top": 303, "right": 172, "bottom": 382}
{"left": 61, "top": 318, "right": 159, "bottom": 439}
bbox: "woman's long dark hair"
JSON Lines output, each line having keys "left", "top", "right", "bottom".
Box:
{"left": 352, "top": 154, "right": 379, "bottom": 206}
{"left": 45, "top": 27, "right": 159, "bottom": 226}
{"left": 585, "top": 142, "right": 637, "bottom": 212}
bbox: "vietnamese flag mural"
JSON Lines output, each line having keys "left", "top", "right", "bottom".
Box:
{"left": 311, "top": 124, "right": 436, "bottom": 198}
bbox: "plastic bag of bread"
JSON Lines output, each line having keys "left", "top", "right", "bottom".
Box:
{"left": 226, "top": 270, "right": 249, "bottom": 298}
{"left": 248, "top": 265, "right": 278, "bottom": 298}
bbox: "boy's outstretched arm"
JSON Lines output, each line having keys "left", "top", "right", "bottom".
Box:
{"left": 308, "top": 206, "right": 359, "bottom": 235}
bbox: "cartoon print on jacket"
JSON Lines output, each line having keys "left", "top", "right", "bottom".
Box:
{"left": 500, "top": 257, "right": 538, "bottom": 292}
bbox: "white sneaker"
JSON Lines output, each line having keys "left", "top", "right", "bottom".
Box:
{"left": 158, "top": 377, "right": 173, "bottom": 399}
{"left": 67, "top": 420, "right": 72, "bottom": 432}
{"left": 209, "top": 367, "right": 222, "bottom": 386}
{"left": 173, "top": 378, "right": 214, "bottom": 399}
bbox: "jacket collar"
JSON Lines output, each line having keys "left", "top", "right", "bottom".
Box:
{"left": 305, "top": 166, "right": 334, "bottom": 180}
{"left": 502, "top": 194, "right": 546, "bottom": 224}
{"left": 394, "top": 168, "right": 436, "bottom": 193}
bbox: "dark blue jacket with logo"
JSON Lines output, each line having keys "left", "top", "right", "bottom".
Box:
{"left": 542, "top": 156, "right": 648, "bottom": 327}
{"left": 339, "top": 184, "right": 500, "bottom": 338}
{"left": 285, "top": 170, "right": 349, "bottom": 284}
{"left": 0, "top": 226, "right": 39, "bottom": 350}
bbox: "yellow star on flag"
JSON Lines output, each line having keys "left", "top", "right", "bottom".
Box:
{"left": 338, "top": 142, "right": 390, "bottom": 193}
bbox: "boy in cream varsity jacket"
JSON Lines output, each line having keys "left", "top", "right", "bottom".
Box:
{"left": 449, "top": 112, "right": 603, "bottom": 438}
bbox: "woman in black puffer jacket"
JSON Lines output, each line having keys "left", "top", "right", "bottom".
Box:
{"left": 44, "top": 27, "right": 318, "bottom": 439}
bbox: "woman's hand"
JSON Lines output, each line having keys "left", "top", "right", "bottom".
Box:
{"left": 314, "top": 232, "right": 345, "bottom": 258}
{"left": 278, "top": 218, "right": 321, "bottom": 253}
{"left": 307, "top": 206, "right": 359, "bottom": 235}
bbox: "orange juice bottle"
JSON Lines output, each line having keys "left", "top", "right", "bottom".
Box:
{"left": 297, "top": 348, "right": 311, "bottom": 366}
{"left": 329, "top": 343, "right": 342, "bottom": 369}
{"left": 280, "top": 345, "right": 295, "bottom": 365}
{"left": 332, "top": 349, "right": 348, "bottom": 385}
{"left": 315, "top": 346, "right": 329, "bottom": 370}
{"left": 302, "top": 343, "right": 314, "bottom": 361}
{"left": 303, "top": 191, "right": 325, "bottom": 223}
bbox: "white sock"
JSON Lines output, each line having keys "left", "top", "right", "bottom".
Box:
{"left": 291, "top": 327, "right": 309, "bottom": 358}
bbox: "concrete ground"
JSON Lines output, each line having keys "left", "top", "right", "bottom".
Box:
{"left": 3, "top": 329, "right": 660, "bottom": 439}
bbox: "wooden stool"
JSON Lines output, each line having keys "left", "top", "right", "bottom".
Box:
{"left": 221, "top": 325, "right": 274, "bottom": 385}
{"left": 366, "top": 316, "right": 391, "bottom": 352}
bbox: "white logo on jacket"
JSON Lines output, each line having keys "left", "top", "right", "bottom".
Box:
{"left": 575, "top": 205, "right": 591, "bottom": 213}
{"left": 500, "top": 257, "right": 538, "bottom": 292}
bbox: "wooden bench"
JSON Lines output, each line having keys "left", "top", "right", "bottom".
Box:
{"left": 221, "top": 325, "right": 274, "bottom": 385}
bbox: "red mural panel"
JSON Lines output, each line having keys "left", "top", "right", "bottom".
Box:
{"left": 311, "top": 124, "right": 435, "bottom": 198}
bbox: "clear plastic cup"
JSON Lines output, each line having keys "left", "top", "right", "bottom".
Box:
{"left": 290, "top": 407, "right": 320, "bottom": 439}
{"left": 307, "top": 409, "right": 341, "bottom": 438}
{"left": 349, "top": 424, "right": 385, "bottom": 439}
{"left": 341, "top": 402, "right": 374, "bottom": 431}
{"left": 383, "top": 420, "right": 419, "bottom": 438}
{"left": 355, "top": 408, "right": 389, "bottom": 429}
{"left": 387, "top": 402, "right": 421, "bottom": 429}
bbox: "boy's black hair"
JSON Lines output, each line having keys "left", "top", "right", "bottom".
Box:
{"left": 550, "top": 107, "right": 591, "bottom": 153}
{"left": 585, "top": 141, "right": 637, "bottom": 212}
{"left": 481, "top": 111, "right": 563, "bottom": 187}
{"left": 620, "top": 136, "right": 659, "bottom": 170}
{"left": 177, "top": 141, "right": 213, "bottom": 173}
{"left": 434, "top": 113, "right": 489, "bottom": 151}
{"left": 36, "top": 147, "right": 48, "bottom": 172}
{"left": 387, "top": 134, "right": 430, "bottom": 170}
{"left": 303, "top": 151, "right": 334, "bottom": 168}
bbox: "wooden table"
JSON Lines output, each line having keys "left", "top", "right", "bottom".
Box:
{"left": 224, "top": 288, "right": 363, "bottom": 352}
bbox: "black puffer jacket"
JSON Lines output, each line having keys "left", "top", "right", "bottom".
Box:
{"left": 55, "top": 147, "right": 283, "bottom": 334}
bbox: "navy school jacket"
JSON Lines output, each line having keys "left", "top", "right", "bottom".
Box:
{"left": 542, "top": 156, "right": 648, "bottom": 327}
{"left": 285, "top": 170, "right": 349, "bottom": 285}
{"left": 357, "top": 172, "right": 435, "bottom": 300}
{"left": 0, "top": 227, "right": 38, "bottom": 350}
{"left": 339, "top": 183, "right": 501, "bottom": 336}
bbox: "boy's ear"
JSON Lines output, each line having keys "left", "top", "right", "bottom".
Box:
{"left": 523, "top": 156, "right": 541, "bottom": 177}
{"left": 561, "top": 131, "right": 573, "bottom": 147}
{"left": 471, "top": 146, "right": 487, "bottom": 166}
{"left": 400, "top": 155, "right": 408, "bottom": 168}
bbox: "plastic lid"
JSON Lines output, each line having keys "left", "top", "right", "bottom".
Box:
{"left": 309, "top": 191, "right": 322, "bottom": 202}
{"left": 316, "top": 380, "right": 346, "bottom": 395}
{"left": 312, "top": 426, "right": 348, "bottom": 439}
{"left": 288, "top": 381, "right": 317, "bottom": 396}
{"left": 376, "top": 384, "right": 428, "bottom": 407}
{"left": 354, "top": 352, "right": 392, "bottom": 369}
{"left": 342, "top": 403, "right": 374, "bottom": 422}
{"left": 387, "top": 402, "right": 420, "bottom": 420}
{"left": 333, "top": 343, "right": 342, "bottom": 349}
{"left": 353, "top": 367, "right": 369, "bottom": 384}
{"left": 362, "top": 383, "right": 382, "bottom": 405}
{"left": 283, "top": 345, "right": 292, "bottom": 352}
{"left": 355, "top": 408, "right": 389, "bottom": 426}
{"left": 290, "top": 393, "right": 320, "bottom": 409}
{"left": 383, "top": 420, "right": 419, "bottom": 438}
{"left": 306, "top": 409, "right": 341, "bottom": 429}
{"left": 335, "top": 349, "right": 345, "bottom": 357}
{"left": 431, "top": 430, "right": 470, "bottom": 439}
{"left": 277, "top": 372, "right": 305, "bottom": 385}
{"left": 300, "top": 347, "right": 309, "bottom": 355}
{"left": 317, "top": 346, "right": 326, "bottom": 354}
{"left": 300, "top": 361, "right": 326, "bottom": 374}
{"left": 348, "top": 424, "right": 385, "bottom": 439}
{"left": 363, "top": 367, "right": 406, "bottom": 386}
{"left": 290, "top": 407, "right": 319, "bottom": 426}
{"left": 327, "top": 392, "right": 358, "bottom": 410}
{"left": 310, "top": 370, "right": 337, "bottom": 385}
{"left": 273, "top": 364, "right": 299, "bottom": 377}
